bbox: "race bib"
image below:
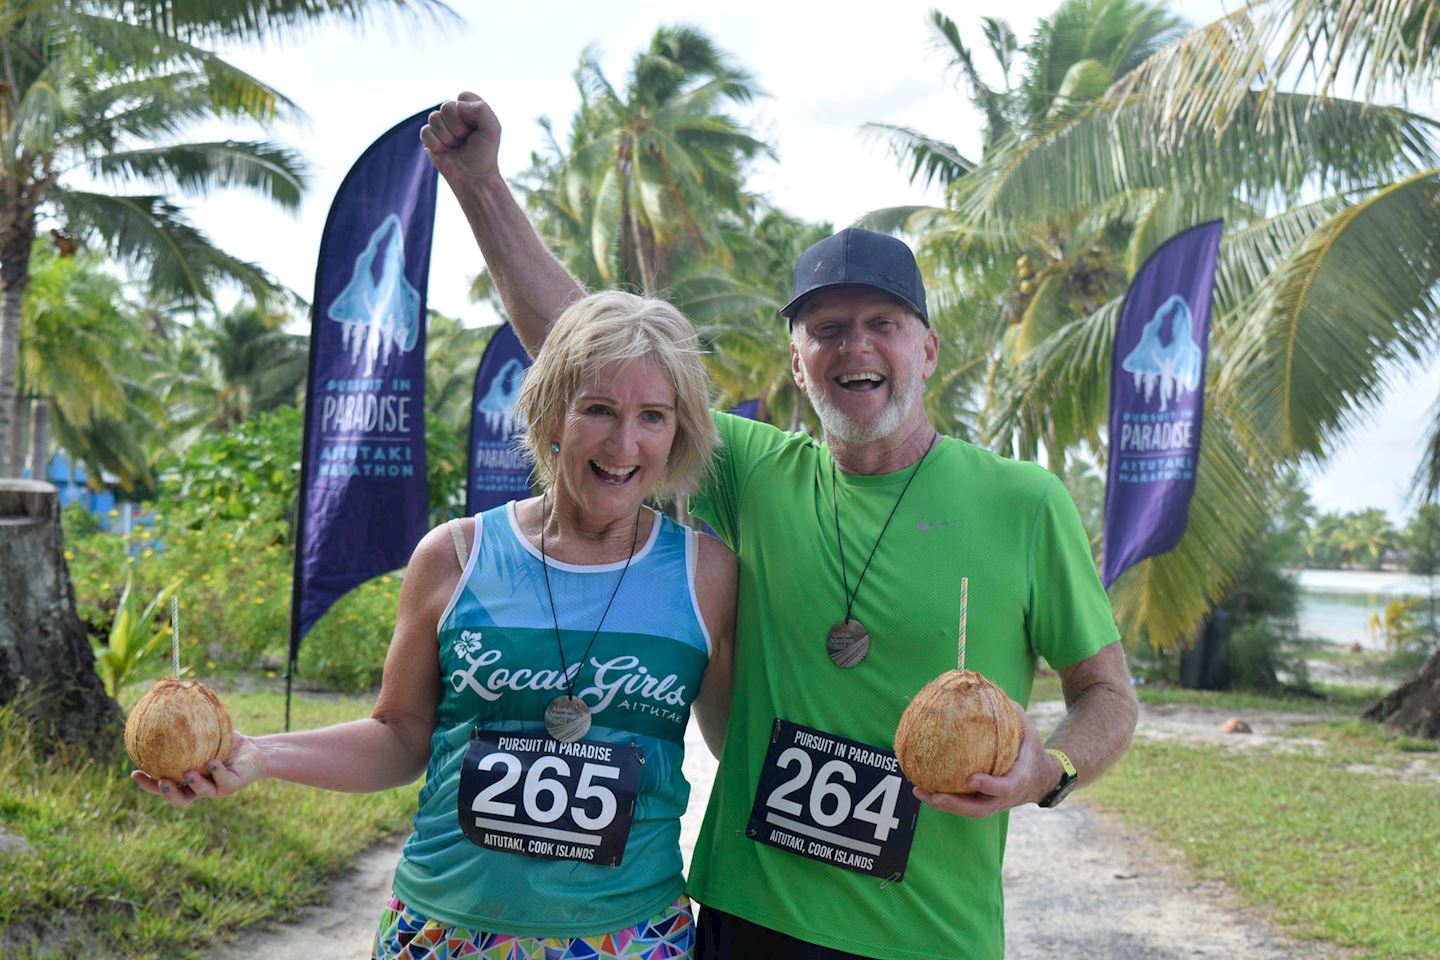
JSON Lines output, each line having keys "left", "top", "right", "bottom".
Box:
{"left": 746, "top": 719, "right": 921, "bottom": 880}
{"left": 458, "top": 730, "right": 644, "bottom": 867}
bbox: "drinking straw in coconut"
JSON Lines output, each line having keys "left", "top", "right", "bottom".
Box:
{"left": 171, "top": 595, "right": 180, "bottom": 679}
{"left": 957, "top": 577, "right": 968, "bottom": 671}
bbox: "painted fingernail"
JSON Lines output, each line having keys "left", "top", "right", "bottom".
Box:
{"left": 209, "top": 762, "right": 220, "bottom": 773}
{"left": 185, "top": 775, "right": 194, "bottom": 786}
{"left": 160, "top": 783, "right": 169, "bottom": 794}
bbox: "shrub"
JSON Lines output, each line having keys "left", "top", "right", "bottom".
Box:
{"left": 64, "top": 402, "right": 466, "bottom": 693}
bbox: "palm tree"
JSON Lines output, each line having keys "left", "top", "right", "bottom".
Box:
{"left": 521, "top": 26, "right": 772, "bottom": 296}
{"left": 869, "top": 1, "right": 1440, "bottom": 649}
{"left": 0, "top": 0, "right": 457, "bottom": 475}
{"left": 12, "top": 239, "right": 158, "bottom": 485}
{"left": 1346, "top": 508, "right": 1398, "bottom": 572}
{"left": 863, "top": 1, "right": 1188, "bottom": 452}
{"left": 681, "top": 202, "right": 830, "bottom": 431}
{"left": 156, "top": 302, "right": 307, "bottom": 448}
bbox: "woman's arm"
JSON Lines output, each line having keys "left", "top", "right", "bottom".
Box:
{"left": 134, "top": 522, "right": 465, "bottom": 806}
{"left": 690, "top": 532, "right": 737, "bottom": 760}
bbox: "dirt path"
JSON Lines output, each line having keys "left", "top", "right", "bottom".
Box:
{"left": 216, "top": 702, "right": 1359, "bottom": 959}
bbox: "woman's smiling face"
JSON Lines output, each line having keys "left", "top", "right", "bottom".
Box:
{"left": 552, "top": 354, "right": 678, "bottom": 524}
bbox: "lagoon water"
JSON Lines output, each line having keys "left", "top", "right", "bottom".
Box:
{"left": 1293, "top": 569, "right": 1437, "bottom": 649}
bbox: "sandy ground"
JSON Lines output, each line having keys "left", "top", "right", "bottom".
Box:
{"left": 213, "top": 701, "right": 1375, "bottom": 959}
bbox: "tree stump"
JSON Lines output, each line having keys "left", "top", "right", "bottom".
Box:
{"left": 1364, "top": 646, "right": 1440, "bottom": 741}
{"left": 0, "top": 480, "right": 121, "bottom": 750}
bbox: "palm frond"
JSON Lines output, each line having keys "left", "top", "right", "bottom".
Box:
{"left": 986, "top": 295, "right": 1120, "bottom": 457}
{"left": 1413, "top": 388, "right": 1440, "bottom": 503}
{"left": 116, "top": 0, "right": 460, "bottom": 45}
{"left": 1218, "top": 169, "right": 1440, "bottom": 460}
{"left": 957, "top": 90, "right": 1439, "bottom": 236}
{"left": 93, "top": 140, "right": 307, "bottom": 208}
{"left": 861, "top": 122, "right": 974, "bottom": 191}
{"left": 62, "top": 11, "right": 300, "bottom": 122}
{"left": 51, "top": 188, "right": 280, "bottom": 304}
{"left": 927, "top": 9, "right": 1012, "bottom": 141}
{"left": 1103, "top": 0, "right": 1440, "bottom": 140}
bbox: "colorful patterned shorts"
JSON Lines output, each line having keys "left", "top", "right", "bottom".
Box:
{"left": 372, "top": 893, "right": 695, "bottom": 960}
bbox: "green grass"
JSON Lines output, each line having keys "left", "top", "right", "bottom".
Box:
{"left": 1031, "top": 665, "right": 1439, "bottom": 958}
{"left": 1086, "top": 735, "right": 1440, "bottom": 959}
{"left": 1029, "top": 670, "right": 1381, "bottom": 714}
{"left": 0, "top": 685, "right": 417, "bottom": 958}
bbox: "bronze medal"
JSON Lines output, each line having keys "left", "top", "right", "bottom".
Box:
{"left": 536, "top": 494, "right": 641, "bottom": 742}
{"left": 544, "top": 695, "right": 592, "bottom": 742}
{"left": 826, "top": 619, "right": 871, "bottom": 668}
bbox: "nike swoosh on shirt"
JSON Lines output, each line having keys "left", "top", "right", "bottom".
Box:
{"left": 916, "top": 519, "right": 962, "bottom": 532}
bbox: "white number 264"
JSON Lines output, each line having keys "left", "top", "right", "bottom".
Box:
{"left": 765, "top": 747, "right": 901, "bottom": 842}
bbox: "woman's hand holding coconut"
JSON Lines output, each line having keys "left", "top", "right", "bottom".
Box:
{"left": 131, "top": 732, "right": 268, "bottom": 807}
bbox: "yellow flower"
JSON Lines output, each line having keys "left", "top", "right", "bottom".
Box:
{"left": 107, "top": 509, "right": 119, "bottom": 518}
{"left": 64, "top": 550, "right": 74, "bottom": 560}
{"left": 265, "top": 670, "right": 277, "bottom": 679}
{"left": 100, "top": 582, "right": 111, "bottom": 591}
{"left": 206, "top": 660, "right": 216, "bottom": 669}
{"left": 254, "top": 597, "right": 265, "bottom": 605}
{"left": 141, "top": 549, "right": 154, "bottom": 558}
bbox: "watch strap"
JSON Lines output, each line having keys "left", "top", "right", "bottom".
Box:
{"left": 1038, "top": 748, "right": 1078, "bottom": 808}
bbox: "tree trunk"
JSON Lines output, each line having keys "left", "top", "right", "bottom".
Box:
{"left": 0, "top": 479, "right": 122, "bottom": 752}
{"left": 5, "top": 393, "right": 28, "bottom": 477}
{"left": 0, "top": 224, "right": 36, "bottom": 478}
{"left": 1364, "top": 646, "right": 1440, "bottom": 740}
{"left": 27, "top": 397, "right": 48, "bottom": 479}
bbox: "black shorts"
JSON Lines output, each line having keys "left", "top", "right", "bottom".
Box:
{"left": 696, "top": 905, "right": 878, "bottom": 960}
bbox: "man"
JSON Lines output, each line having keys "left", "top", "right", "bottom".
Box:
{"left": 422, "top": 92, "right": 1137, "bottom": 960}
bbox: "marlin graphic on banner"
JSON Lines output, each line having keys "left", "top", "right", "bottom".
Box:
{"left": 475, "top": 357, "right": 526, "bottom": 435}
{"left": 327, "top": 214, "right": 422, "bottom": 377}
{"left": 1120, "top": 294, "right": 1204, "bottom": 413}
{"left": 1102, "top": 220, "right": 1223, "bottom": 589}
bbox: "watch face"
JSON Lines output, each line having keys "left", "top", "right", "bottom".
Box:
{"left": 1038, "top": 768, "right": 1078, "bottom": 808}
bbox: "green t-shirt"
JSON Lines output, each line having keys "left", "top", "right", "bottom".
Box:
{"left": 686, "top": 412, "right": 1118, "bottom": 960}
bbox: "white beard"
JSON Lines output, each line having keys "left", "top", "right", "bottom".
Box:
{"left": 802, "top": 356, "right": 925, "bottom": 445}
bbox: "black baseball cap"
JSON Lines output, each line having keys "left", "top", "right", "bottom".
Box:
{"left": 780, "top": 227, "right": 929, "bottom": 326}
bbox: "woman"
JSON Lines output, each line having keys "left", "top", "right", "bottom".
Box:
{"left": 134, "top": 291, "right": 737, "bottom": 959}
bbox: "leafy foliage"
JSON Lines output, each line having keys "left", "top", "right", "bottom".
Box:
{"left": 63, "top": 400, "right": 465, "bottom": 691}
{"left": 91, "top": 573, "right": 180, "bottom": 698}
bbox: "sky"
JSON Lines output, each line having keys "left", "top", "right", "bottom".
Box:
{"left": 181, "top": 0, "right": 1433, "bottom": 523}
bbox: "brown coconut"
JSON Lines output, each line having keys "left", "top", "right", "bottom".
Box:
{"left": 894, "top": 669, "right": 1021, "bottom": 793}
{"left": 124, "top": 679, "right": 233, "bottom": 782}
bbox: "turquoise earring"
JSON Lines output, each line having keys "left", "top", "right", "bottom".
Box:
{"left": 550, "top": 441, "right": 560, "bottom": 455}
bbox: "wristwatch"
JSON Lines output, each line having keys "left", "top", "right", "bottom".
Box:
{"left": 1038, "top": 748, "right": 1078, "bottom": 808}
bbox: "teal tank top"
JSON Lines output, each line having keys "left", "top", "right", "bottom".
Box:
{"left": 390, "top": 501, "right": 711, "bottom": 937}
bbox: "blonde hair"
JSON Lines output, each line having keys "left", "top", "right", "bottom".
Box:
{"left": 515, "top": 291, "right": 718, "bottom": 499}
